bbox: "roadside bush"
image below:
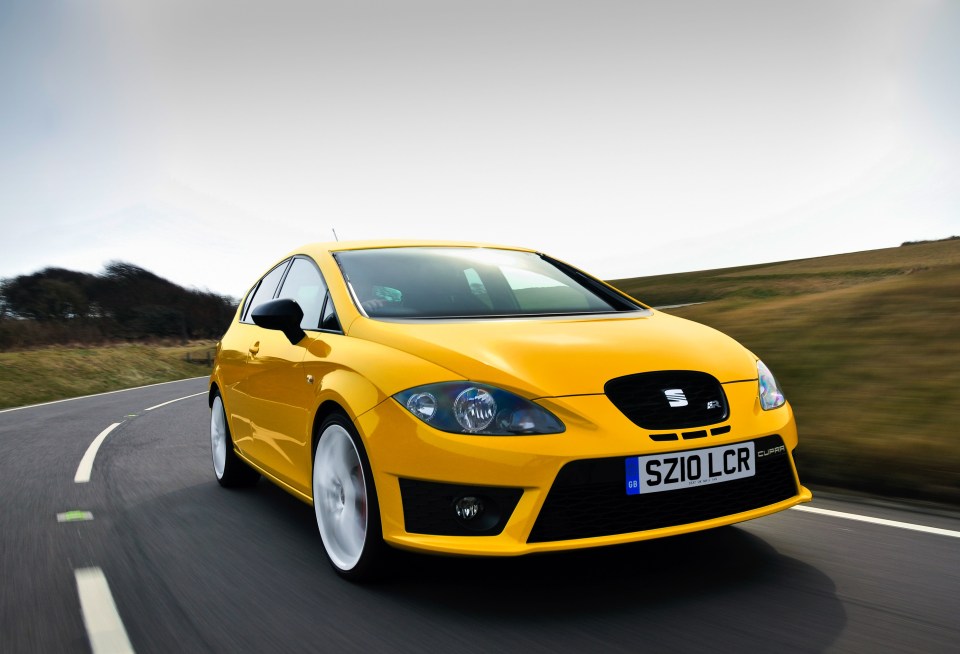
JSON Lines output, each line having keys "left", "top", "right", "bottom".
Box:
{"left": 0, "top": 263, "right": 237, "bottom": 350}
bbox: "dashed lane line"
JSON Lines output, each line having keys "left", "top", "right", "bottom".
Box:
{"left": 144, "top": 391, "right": 206, "bottom": 412}
{"left": 75, "top": 423, "right": 122, "bottom": 484}
{"left": 75, "top": 567, "right": 135, "bottom": 654}
{"left": 61, "top": 385, "right": 209, "bottom": 654}
{"left": 791, "top": 505, "right": 960, "bottom": 539}
{"left": 71, "top": 387, "right": 204, "bottom": 486}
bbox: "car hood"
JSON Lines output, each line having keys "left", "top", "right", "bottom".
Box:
{"left": 347, "top": 310, "right": 758, "bottom": 398}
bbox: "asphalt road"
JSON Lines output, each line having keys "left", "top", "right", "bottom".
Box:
{"left": 1, "top": 378, "right": 958, "bottom": 653}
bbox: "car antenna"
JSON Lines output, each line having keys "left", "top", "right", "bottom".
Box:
{"left": 331, "top": 228, "right": 340, "bottom": 242}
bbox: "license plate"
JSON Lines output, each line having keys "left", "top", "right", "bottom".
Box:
{"left": 625, "top": 442, "right": 755, "bottom": 495}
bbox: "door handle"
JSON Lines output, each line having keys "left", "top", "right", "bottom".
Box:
{"left": 249, "top": 342, "right": 260, "bottom": 356}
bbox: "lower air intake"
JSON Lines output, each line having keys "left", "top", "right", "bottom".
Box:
{"left": 528, "top": 435, "right": 797, "bottom": 543}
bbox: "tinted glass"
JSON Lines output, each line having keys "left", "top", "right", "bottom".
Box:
{"left": 335, "top": 248, "right": 643, "bottom": 319}
{"left": 242, "top": 260, "right": 290, "bottom": 323}
{"left": 320, "top": 292, "right": 342, "bottom": 332}
{"left": 277, "top": 257, "right": 328, "bottom": 329}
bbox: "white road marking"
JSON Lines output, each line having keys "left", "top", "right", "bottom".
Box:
{"left": 75, "top": 423, "right": 122, "bottom": 483}
{"left": 0, "top": 376, "right": 207, "bottom": 414}
{"left": 791, "top": 505, "right": 960, "bottom": 539}
{"left": 75, "top": 568, "right": 135, "bottom": 654}
{"left": 144, "top": 391, "right": 206, "bottom": 411}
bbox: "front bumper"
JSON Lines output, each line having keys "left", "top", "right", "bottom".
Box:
{"left": 356, "top": 381, "right": 811, "bottom": 556}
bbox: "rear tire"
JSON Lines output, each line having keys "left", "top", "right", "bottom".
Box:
{"left": 313, "top": 414, "right": 387, "bottom": 581}
{"left": 210, "top": 393, "right": 260, "bottom": 488}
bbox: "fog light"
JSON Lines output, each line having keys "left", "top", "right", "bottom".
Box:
{"left": 454, "top": 496, "right": 484, "bottom": 521}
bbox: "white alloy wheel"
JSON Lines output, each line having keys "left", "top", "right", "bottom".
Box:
{"left": 209, "top": 392, "right": 259, "bottom": 488}
{"left": 313, "top": 422, "right": 369, "bottom": 572}
{"left": 211, "top": 396, "right": 228, "bottom": 479}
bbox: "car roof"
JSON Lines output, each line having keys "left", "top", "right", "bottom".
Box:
{"left": 287, "top": 239, "right": 539, "bottom": 258}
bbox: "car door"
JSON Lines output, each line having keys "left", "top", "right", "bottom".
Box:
{"left": 241, "top": 256, "right": 332, "bottom": 494}
{"left": 218, "top": 259, "right": 292, "bottom": 456}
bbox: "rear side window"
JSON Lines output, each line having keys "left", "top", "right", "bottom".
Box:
{"left": 241, "top": 260, "right": 290, "bottom": 323}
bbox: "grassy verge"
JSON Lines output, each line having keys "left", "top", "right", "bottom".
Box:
{"left": 0, "top": 342, "right": 215, "bottom": 410}
{"left": 611, "top": 239, "right": 960, "bottom": 506}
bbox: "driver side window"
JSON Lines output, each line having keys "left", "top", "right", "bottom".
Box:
{"left": 276, "top": 257, "right": 328, "bottom": 330}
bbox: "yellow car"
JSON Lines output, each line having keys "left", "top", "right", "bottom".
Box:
{"left": 209, "top": 241, "right": 811, "bottom": 579}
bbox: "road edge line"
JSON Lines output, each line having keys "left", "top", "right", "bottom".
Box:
{"left": 791, "top": 505, "right": 960, "bottom": 539}
{"left": 0, "top": 377, "right": 207, "bottom": 415}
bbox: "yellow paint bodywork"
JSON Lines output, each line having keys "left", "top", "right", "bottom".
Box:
{"left": 211, "top": 240, "right": 811, "bottom": 556}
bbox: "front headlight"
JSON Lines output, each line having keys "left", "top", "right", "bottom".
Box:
{"left": 394, "top": 382, "right": 565, "bottom": 435}
{"left": 757, "top": 360, "right": 786, "bottom": 410}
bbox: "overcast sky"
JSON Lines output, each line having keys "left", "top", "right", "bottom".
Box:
{"left": 1, "top": 0, "right": 958, "bottom": 298}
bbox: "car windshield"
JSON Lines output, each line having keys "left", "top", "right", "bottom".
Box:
{"left": 334, "top": 247, "right": 644, "bottom": 319}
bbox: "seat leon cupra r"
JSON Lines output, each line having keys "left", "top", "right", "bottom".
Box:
{"left": 208, "top": 240, "right": 811, "bottom": 579}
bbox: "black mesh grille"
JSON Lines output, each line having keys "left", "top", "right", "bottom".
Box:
{"left": 605, "top": 370, "right": 729, "bottom": 430}
{"left": 400, "top": 479, "right": 523, "bottom": 536}
{"left": 528, "top": 435, "right": 797, "bottom": 543}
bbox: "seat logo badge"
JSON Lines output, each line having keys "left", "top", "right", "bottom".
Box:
{"left": 664, "top": 389, "right": 688, "bottom": 407}
{"left": 707, "top": 400, "right": 721, "bottom": 410}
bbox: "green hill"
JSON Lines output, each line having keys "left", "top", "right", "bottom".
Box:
{"left": 610, "top": 238, "right": 960, "bottom": 505}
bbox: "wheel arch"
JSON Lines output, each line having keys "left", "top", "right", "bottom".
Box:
{"left": 311, "top": 399, "right": 354, "bottom": 457}
{"left": 208, "top": 381, "right": 221, "bottom": 407}
{"left": 309, "top": 398, "right": 387, "bottom": 512}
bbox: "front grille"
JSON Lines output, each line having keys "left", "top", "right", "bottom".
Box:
{"left": 527, "top": 435, "right": 797, "bottom": 543}
{"left": 605, "top": 370, "right": 729, "bottom": 430}
{"left": 400, "top": 479, "right": 523, "bottom": 536}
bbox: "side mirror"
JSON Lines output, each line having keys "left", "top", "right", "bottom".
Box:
{"left": 251, "top": 299, "right": 306, "bottom": 345}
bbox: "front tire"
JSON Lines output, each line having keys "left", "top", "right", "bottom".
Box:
{"left": 210, "top": 393, "right": 260, "bottom": 488}
{"left": 313, "top": 414, "right": 386, "bottom": 581}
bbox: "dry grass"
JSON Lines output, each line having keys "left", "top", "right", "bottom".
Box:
{"left": 610, "top": 239, "right": 960, "bottom": 505}
{"left": 0, "top": 342, "right": 215, "bottom": 409}
{"left": 611, "top": 239, "right": 960, "bottom": 307}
